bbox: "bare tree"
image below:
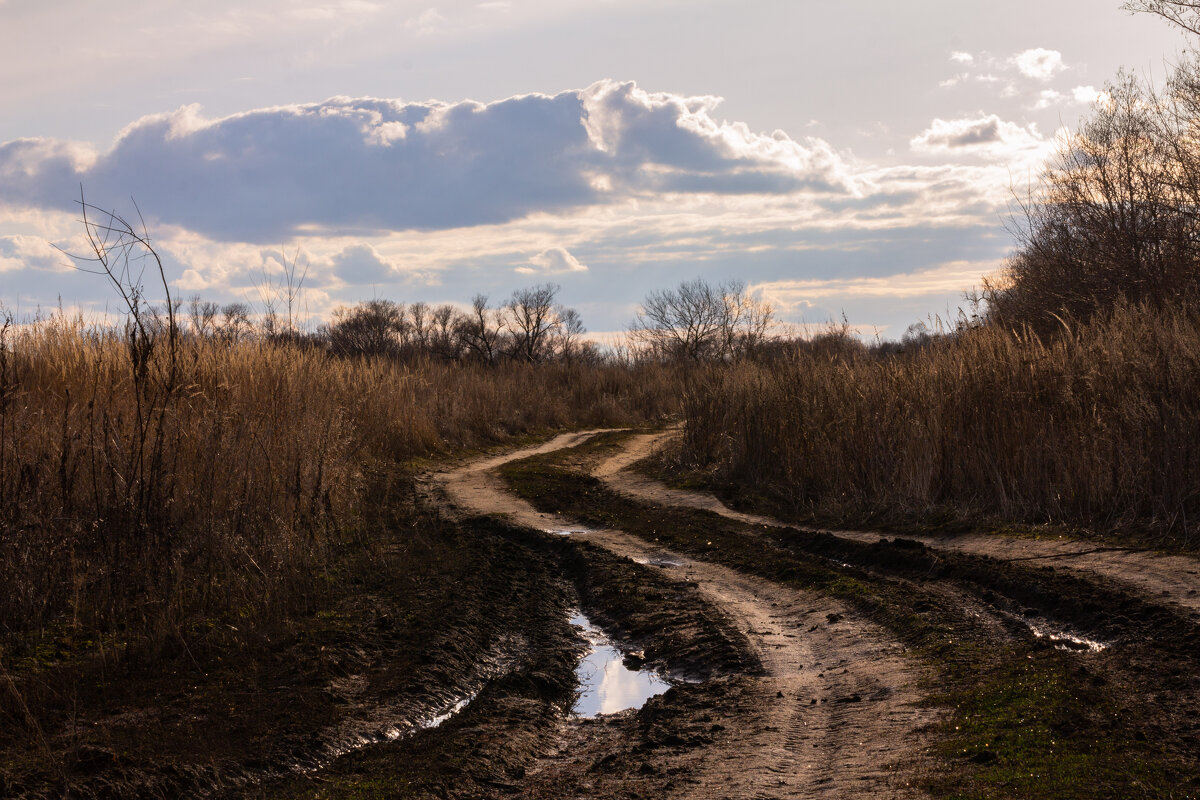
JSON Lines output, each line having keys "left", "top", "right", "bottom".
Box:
{"left": 218, "top": 303, "right": 254, "bottom": 343}
{"left": 455, "top": 294, "right": 505, "bottom": 364}
{"left": 188, "top": 295, "right": 220, "bottom": 338}
{"left": 631, "top": 278, "right": 773, "bottom": 361}
{"left": 408, "top": 301, "right": 430, "bottom": 352}
{"left": 554, "top": 306, "right": 586, "bottom": 364}
{"left": 505, "top": 283, "right": 561, "bottom": 363}
{"left": 986, "top": 69, "right": 1200, "bottom": 332}
{"left": 1125, "top": 0, "right": 1200, "bottom": 34}
{"left": 325, "top": 299, "right": 406, "bottom": 357}
{"left": 428, "top": 303, "right": 461, "bottom": 360}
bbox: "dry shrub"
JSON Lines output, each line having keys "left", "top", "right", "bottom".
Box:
{"left": 680, "top": 299, "right": 1200, "bottom": 547}
{"left": 0, "top": 316, "right": 677, "bottom": 660}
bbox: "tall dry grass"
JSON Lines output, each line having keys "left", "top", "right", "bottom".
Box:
{"left": 0, "top": 315, "right": 678, "bottom": 661}
{"left": 679, "top": 299, "right": 1200, "bottom": 548}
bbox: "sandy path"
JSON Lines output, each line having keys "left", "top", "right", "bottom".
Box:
{"left": 436, "top": 432, "right": 933, "bottom": 799}
{"left": 598, "top": 431, "right": 1200, "bottom": 619}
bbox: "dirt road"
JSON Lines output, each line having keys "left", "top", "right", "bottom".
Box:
{"left": 438, "top": 431, "right": 935, "bottom": 799}
{"left": 597, "top": 431, "right": 1200, "bottom": 619}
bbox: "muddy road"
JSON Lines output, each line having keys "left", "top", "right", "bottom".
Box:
{"left": 601, "top": 431, "right": 1200, "bottom": 619}
{"left": 11, "top": 427, "right": 1197, "bottom": 798}
{"left": 440, "top": 430, "right": 935, "bottom": 798}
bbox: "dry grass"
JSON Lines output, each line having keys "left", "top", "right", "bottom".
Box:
{"left": 678, "top": 299, "right": 1200, "bottom": 549}
{"left": 0, "top": 315, "right": 678, "bottom": 664}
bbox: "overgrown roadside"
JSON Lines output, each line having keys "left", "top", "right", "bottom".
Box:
{"left": 500, "top": 430, "right": 1200, "bottom": 799}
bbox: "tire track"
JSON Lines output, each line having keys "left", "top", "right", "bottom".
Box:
{"left": 436, "top": 431, "right": 934, "bottom": 799}
{"left": 597, "top": 430, "right": 1200, "bottom": 619}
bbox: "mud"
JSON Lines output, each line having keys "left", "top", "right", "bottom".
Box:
{"left": 443, "top": 431, "right": 937, "bottom": 798}
{"left": 614, "top": 431, "right": 1200, "bottom": 619}
{"left": 497, "top": 429, "right": 1200, "bottom": 798}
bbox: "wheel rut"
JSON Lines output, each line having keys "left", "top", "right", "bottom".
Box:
{"left": 598, "top": 431, "right": 1200, "bottom": 619}
{"left": 437, "top": 431, "right": 934, "bottom": 799}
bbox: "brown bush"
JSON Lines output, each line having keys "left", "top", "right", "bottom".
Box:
{"left": 679, "top": 299, "right": 1200, "bottom": 548}
{"left": 0, "top": 315, "right": 678, "bottom": 660}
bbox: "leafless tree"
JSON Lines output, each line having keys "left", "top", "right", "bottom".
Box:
{"left": 428, "top": 303, "right": 461, "bottom": 360}
{"left": 1125, "top": 0, "right": 1200, "bottom": 35}
{"left": 455, "top": 294, "right": 505, "bottom": 364}
{"left": 188, "top": 295, "right": 220, "bottom": 338}
{"left": 505, "top": 283, "right": 561, "bottom": 362}
{"left": 325, "top": 299, "right": 406, "bottom": 357}
{"left": 218, "top": 303, "right": 254, "bottom": 343}
{"left": 631, "top": 278, "right": 774, "bottom": 361}
{"left": 554, "top": 306, "right": 587, "bottom": 364}
{"left": 986, "top": 68, "right": 1200, "bottom": 332}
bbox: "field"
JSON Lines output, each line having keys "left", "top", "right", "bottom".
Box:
{"left": 0, "top": 301, "right": 1197, "bottom": 799}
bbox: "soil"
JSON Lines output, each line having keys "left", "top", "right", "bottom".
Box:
{"left": 494, "top": 428, "right": 1200, "bottom": 799}
{"left": 439, "top": 430, "right": 937, "bottom": 799}
{"left": 609, "top": 431, "right": 1200, "bottom": 619}
{"left": 6, "top": 426, "right": 1198, "bottom": 799}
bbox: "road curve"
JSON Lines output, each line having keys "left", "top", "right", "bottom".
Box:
{"left": 597, "top": 431, "right": 1200, "bottom": 619}
{"left": 436, "top": 431, "right": 934, "bottom": 800}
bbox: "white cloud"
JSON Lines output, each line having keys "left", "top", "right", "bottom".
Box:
{"left": 753, "top": 260, "right": 998, "bottom": 304}
{"left": 406, "top": 7, "right": 446, "bottom": 34}
{"left": 331, "top": 242, "right": 397, "bottom": 284}
{"left": 0, "top": 81, "right": 854, "bottom": 244}
{"left": 1072, "top": 85, "right": 1106, "bottom": 105}
{"left": 517, "top": 246, "right": 588, "bottom": 275}
{"left": 911, "top": 114, "right": 1051, "bottom": 162}
{"left": 0, "top": 234, "right": 68, "bottom": 273}
{"left": 949, "top": 51, "right": 974, "bottom": 64}
{"left": 1012, "top": 48, "right": 1066, "bottom": 81}
{"left": 1034, "top": 89, "right": 1064, "bottom": 109}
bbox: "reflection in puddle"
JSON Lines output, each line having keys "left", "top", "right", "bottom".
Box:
{"left": 1025, "top": 620, "right": 1108, "bottom": 652}
{"left": 571, "top": 613, "right": 671, "bottom": 717}
{"left": 633, "top": 555, "right": 684, "bottom": 568}
{"left": 546, "top": 528, "right": 593, "bottom": 536}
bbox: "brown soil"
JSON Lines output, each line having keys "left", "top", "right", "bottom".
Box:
{"left": 438, "top": 431, "right": 937, "bottom": 798}
{"left": 607, "top": 431, "right": 1200, "bottom": 619}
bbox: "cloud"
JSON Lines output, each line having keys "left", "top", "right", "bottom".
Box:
{"left": 331, "top": 242, "right": 396, "bottom": 284}
{"left": 1072, "top": 85, "right": 1106, "bottom": 105}
{"left": 0, "top": 81, "right": 852, "bottom": 244}
{"left": 1011, "top": 48, "right": 1066, "bottom": 81}
{"left": 949, "top": 51, "right": 974, "bottom": 64}
{"left": 752, "top": 259, "right": 998, "bottom": 304}
{"left": 516, "top": 246, "right": 588, "bottom": 275}
{"left": 911, "top": 114, "right": 1050, "bottom": 161}
{"left": 0, "top": 234, "right": 68, "bottom": 273}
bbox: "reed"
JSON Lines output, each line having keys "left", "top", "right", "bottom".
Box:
{"left": 0, "top": 315, "right": 678, "bottom": 663}
{"left": 678, "top": 298, "right": 1200, "bottom": 548}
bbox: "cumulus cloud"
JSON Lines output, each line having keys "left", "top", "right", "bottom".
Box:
{"left": 0, "top": 234, "right": 67, "bottom": 273}
{"left": 331, "top": 242, "right": 396, "bottom": 284}
{"left": 1072, "top": 85, "right": 1106, "bottom": 105}
{"left": 949, "top": 51, "right": 974, "bottom": 64}
{"left": 516, "top": 246, "right": 588, "bottom": 275}
{"left": 1011, "top": 48, "right": 1066, "bottom": 81}
{"left": 910, "top": 115, "right": 1049, "bottom": 161}
{"left": 0, "top": 81, "right": 852, "bottom": 244}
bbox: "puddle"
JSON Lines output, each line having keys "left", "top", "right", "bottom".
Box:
{"left": 633, "top": 555, "right": 684, "bottom": 568}
{"left": 571, "top": 613, "right": 671, "bottom": 717}
{"left": 546, "top": 527, "right": 594, "bottom": 536}
{"left": 1024, "top": 620, "right": 1108, "bottom": 652}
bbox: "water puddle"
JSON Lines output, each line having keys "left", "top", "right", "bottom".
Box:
{"left": 546, "top": 527, "right": 594, "bottom": 536}
{"left": 633, "top": 554, "right": 684, "bottom": 568}
{"left": 1024, "top": 620, "right": 1108, "bottom": 652}
{"left": 571, "top": 613, "right": 671, "bottom": 717}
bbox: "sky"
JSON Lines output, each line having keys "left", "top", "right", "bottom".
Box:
{"left": 0, "top": 0, "right": 1191, "bottom": 339}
